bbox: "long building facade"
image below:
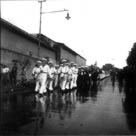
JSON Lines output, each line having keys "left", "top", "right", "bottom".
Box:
{"left": 0, "top": 18, "right": 86, "bottom": 80}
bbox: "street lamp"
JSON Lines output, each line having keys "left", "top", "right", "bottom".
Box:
{"left": 37, "top": 0, "right": 71, "bottom": 57}
{"left": 65, "top": 12, "right": 71, "bottom": 20}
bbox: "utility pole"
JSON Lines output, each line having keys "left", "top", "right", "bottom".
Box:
{"left": 38, "top": 0, "right": 46, "bottom": 57}
{"left": 37, "top": 0, "right": 70, "bottom": 57}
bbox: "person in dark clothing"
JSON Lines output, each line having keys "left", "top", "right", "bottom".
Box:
{"left": 117, "top": 69, "right": 124, "bottom": 93}
{"left": 10, "top": 62, "right": 18, "bottom": 87}
{"left": 76, "top": 67, "right": 91, "bottom": 97}
{"left": 110, "top": 69, "right": 116, "bottom": 87}
{"left": 83, "top": 70, "right": 90, "bottom": 90}
{"left": 91, "top": 70, "right": 99, "bottom": 86}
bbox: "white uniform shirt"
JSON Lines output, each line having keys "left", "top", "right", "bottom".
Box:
{"left": 61, "top": 66, "right": 66, "bottom": 73}
{"left": 65, "top": 66, "right": 69, "bottom": 74}
{"left": 59, "top": 66, "right": 66, "bottom": 78}
{"left": 68, "top": 67, "right": 72, "bottom": 75}
{"left": 67, "top": 67, "right": 73, "bottom": 80}
{"left": 72, "top": 67, "right": 78, "bottom": 75}
{"left": 49, "top": 67, "right": 56, "bottom": 78}
{"left": 54, "top": 68, "right": 59, "bottom": 75}
{"left": 58, "top": 66, "right": 63, "bottom": 74}
{"left": 75, "top": 68, "right": 78, "bottom": 74}
{"left": 32, "top": 66, "right": 41, "bottom": 78}
{"left": 41, "top": 64, "right": 50, "bottom": 74}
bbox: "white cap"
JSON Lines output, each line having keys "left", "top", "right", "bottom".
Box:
{"left": 55, "top": 64, "right": 59, "bottom": 67}
{"left": 41, "top": 57, "right": 47, "bottom": 61}
{"left": 65, "top": 62, "right": 70, "bottom": 65}
{"left": 48, "top": 60, "right": 53, "bottom": 64}
{"left": 61, "top": 59, "right": 67, "bottom": 63}
{"left": 36, "top": 60, "right": 42, "bottom": 63}
{"left": 70, "top": 62, "right": 74, "bottom": 64}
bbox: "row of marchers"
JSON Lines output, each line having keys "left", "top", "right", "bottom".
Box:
{"left": 32, "top": 58, "right": 78, "bottom": 95}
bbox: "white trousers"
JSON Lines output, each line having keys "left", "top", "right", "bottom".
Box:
{"left": 48, "top": 78, "right": 54, "bottom": 91}
{"left": 35, "top": 79, "right": 40, "bottom": 92}
{"left": 65, "top": 75, "right": 72, "bottom": 89}
{"left": 70, "top": 75, "right": 74, "bottom": 89}
{"left": 60, "top": 74, "right": 67, "bottom": 90}
{"left": 54, "top": 74, "right": 59, "bottom": 88}
{"left": 65, "top": 81, "right": 70, "bottom": 89}
{"left": 37, "top": 73, "right": 48, "bottom": 94}
{"left": 71, "top": 74, "right": 78, "bottom": 88}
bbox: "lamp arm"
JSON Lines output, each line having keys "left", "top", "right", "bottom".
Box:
{"left": 42, "top": 9, "right": 69, "bottom": 14}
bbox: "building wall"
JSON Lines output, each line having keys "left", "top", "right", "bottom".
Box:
{"left": 1, "top": 48, "right": 36, "bottom": 80}
{"left": 60, "top": 48, "right": 76, "bottom": 63}
{"left": 1, "top": 25, "right": 56, "bottom": 80}
{"left": 1, "top": 26, "right": 56, "bottom": 62}
{"left": 76, "top": 55, "right": 86, "bottom": 66}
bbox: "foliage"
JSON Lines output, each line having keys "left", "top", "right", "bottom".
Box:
{"left": 127, "top": 42, "right": 136, "bottom": 67}
{"left": 102, "top": 63, "right": 114, "bottom": 72}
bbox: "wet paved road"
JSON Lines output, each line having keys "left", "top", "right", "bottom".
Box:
{"left": 1, "top": 77, "right": 136, "bottom": 135}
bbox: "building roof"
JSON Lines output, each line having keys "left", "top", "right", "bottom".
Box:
{"left": 55, "top": 42, "right": 86, "bottom": 60}
{"left": 1, "top": 18, "right": 86, "bottom": 61}
{"left": 32, "top": 34, "right": 86, "bottom": 61}
{"left": 0, "top": 18, "right": 54, "bottom": 51}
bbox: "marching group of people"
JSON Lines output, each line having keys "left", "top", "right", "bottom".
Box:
{"left": 32, "top": 57, "right": 79, "bottom": 95}
{"left": 0, "top": 57, "right": 103, "bottom": 95}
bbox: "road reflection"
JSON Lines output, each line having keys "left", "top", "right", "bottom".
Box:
{"left": 0, "top": 92, "right": 36, "bottom": 135}
{"left": 0, "top": 77, "right": 136, "bottom": 135}
{"left": 117, "top": 71, "right": 136, "bottom": 132}
{"left": 34, "top": 91, "right": 76, "bottom": 120}
{"left": 122, "top": 87, "right": 136, "bottom": 132}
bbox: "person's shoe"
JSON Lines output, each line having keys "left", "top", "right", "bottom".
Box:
{"left": 43, "top": 92, "right": 47, "bottom": 95}
{"left": 39, "top": 93, "right": 43, "bottom": 97}
{"left": 34, "top": 91, "right": 38, "bottom": 94}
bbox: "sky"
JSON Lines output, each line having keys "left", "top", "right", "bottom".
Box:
{"left": 1, "top": 0, "right": 136, "bottom": 68}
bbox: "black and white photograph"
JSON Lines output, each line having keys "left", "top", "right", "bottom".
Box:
{"left": 0, "top": 0, "right": 136, "bottom": 135}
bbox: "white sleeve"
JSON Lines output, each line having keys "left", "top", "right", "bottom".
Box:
{"left": 47, "top": 66, "right": 50, "bottom": 74}
{"left": 40, "top": 66, "right": 43, "bottom": 72}
{"left": 32, "top": 68, "right": 35, "bottom": 74}
{"left": 76, "top": 68, "right": 78, "bottom": 74}
{"left": 54, "top": 68, "right": 57, "bottom": 73}
{"left": 58, "top": 67, "right": 62, "bottom": 74}
{"left": 48, "top": 68, "right": 51, "bottom": 76}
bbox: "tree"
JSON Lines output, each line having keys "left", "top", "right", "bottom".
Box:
{"left": 127, "top": 43, "right": 136, "bottom": 67}
{"left": 102, "top": 63, "right": 114, "bottom": 72}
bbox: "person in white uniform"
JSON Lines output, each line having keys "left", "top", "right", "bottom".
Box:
{"left": 38, "top": 57, "right": 50, "bottom": 95}
{"left": 71, "top": 63, "right": 78, "bottom": 89}
{"left": 70, "top": 62, "right": 74, "bottom": 89}
{"left": 65, "top": 63, "right": 72, "bottom": 90}
{"left": 48, "top": 60, "right": 56, "bottom": 91}
{"left": 58, "top": 63, "right": 63, "bottom": 90}
{"left": 54, "top": 64, "right": 59, "bottom": 89}
{"left": 32, "top": 60, "right": 42, "bottom": 93}
{"left": 74, "top": 64, "right": 78, "bottom": 88}
{"left": 59, "top": 59, "right": 67, "bottom": 91}
{"left": 62, "top": 61, "right": 70, "bottom": 91}
{"left": 32, "top": 60, "right": 42, "bottom": 79}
